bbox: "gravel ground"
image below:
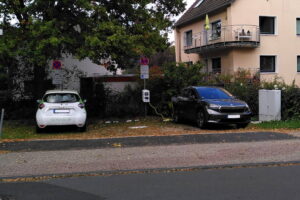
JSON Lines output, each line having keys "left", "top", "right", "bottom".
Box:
{"left": 1, "top": 139, "right": 300, "bottom": 178}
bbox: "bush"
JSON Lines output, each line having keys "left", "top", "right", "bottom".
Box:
{"left": 105, "top": 85, "right": 144, "bottom": 118}
{"left": 146, "top": 65, "right": 300, "bottom": 120}
{"left": 0, "top": 99, "right": 36, "bottom": 120}
{"left": 146, "top": 62, "right": 205, "bottom": 116}
{"left": 83, "top": 81, "right": 144, "bottom": 118}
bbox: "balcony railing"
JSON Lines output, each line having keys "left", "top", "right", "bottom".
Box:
{"left": 184, "top": 25, "right": 260, "bottom": 54}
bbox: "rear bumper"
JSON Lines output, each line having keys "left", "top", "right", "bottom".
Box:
{"left": 36, "top": 112, "right": 86, "bottom": 128}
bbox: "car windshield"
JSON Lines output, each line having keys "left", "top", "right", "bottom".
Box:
{"left": 196, "top": 87, "right": 233, "bottom": 99}
{"left": 43, "top": 93, "right": 80, "bottom": 103}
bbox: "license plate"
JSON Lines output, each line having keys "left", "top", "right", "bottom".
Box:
{"left": 54, "top": 109, "right": 70, "bottom": 113}
{"left": 228, "top": 115, "right": 240, "bottom": 119}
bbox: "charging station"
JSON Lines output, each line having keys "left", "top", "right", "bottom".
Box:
{"left": 142, "top": 89, "right": 150, "bottom": 103}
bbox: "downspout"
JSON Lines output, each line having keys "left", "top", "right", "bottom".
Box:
{"left": 176, "top": 28, "right": 182, "bottom": 62}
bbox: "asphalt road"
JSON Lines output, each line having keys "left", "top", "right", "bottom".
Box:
{"left": 1, "top": 164, "right": 300, "bottom": 200}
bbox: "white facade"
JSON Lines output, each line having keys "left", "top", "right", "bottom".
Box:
{"left": 49, "top": 55, "right": 113, "bottom": 92}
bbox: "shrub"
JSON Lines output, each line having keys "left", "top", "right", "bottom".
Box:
{"left": 105, "top": 85, "right": 144, "bottom": 118}
{"left": 146, "top": 62, "right": 205, "bottom": 116}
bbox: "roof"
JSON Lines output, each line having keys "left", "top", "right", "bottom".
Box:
{"left": 175, "top": 0, "right": 235, "bottom": 28}
{"left": 45, "top": 90, "right": 79, "bottom": 95}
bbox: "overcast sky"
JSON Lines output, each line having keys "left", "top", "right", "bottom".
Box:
{"left": 169, "top": 0, "right": 195, "bottom": 42}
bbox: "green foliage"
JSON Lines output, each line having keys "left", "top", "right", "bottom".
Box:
{"left": 0, "top": 0, "right": 186, "bottom": 99}
{"left": 147, "top": 62, "right": 205, "bottom": 116}
{"left": 252, "top": 120, "right": 300, "bottom": 129}
{"left": 146, "top": 66, "right": 300, "bottom": 120}
{"left": 221, "top": 69, "right": 260, "bottom": 116}
{"left": 0, "top": 0, "right": 186, "bottom": 69}
{"left": 105, "top": 85, "right": 144, "bottom": 117}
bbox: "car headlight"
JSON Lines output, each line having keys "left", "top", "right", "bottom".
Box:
{"left": 245, "top": 103, "right": 251, "bottom": 112}
{"left": 209, "top": 104, "right": 219, "bottom": 109}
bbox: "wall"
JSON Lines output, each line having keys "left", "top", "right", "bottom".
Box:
{"left": 175, "top": 9, "right": 228, "bottom": 64}
{"left": 230, "top": 0, "right": 300, "bottom": 84}
{"left": 48, "top": 55, "right": 113, "bottom": 92}
{"left": 175, "top": 0, "right": 300, "bottom": 85}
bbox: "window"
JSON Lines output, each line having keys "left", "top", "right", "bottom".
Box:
{"left": 43, "top": 93, "right": 80, "bottom": 103}
{"left": 259, "top": 16, "right": 275, "bottom": 34}
{"left": 260, "top": 56, "right": 276, "bottom": 72}
{"left": 211, "top": 21, "right": 221, "bottom": 39}
{"left": 196, "top": 87, "right": 233, "bottom": 100}
{"left": 184, "top": 30, "right": 193, "bottom": 47}
{"left": 297, "top": 56, "right": 300, "bottom": 72}
{"left": 212, "top": 58, "right": 221, "bottom": 73}
{"left": 297, "top": 18, "right": 300, "bottom": 35}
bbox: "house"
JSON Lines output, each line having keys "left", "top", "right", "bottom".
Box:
{"left": 174, "top": 0, "right": 300, "bottom": 85}
{"left": 11, "top": 55, "right": 126, "bottom": 100}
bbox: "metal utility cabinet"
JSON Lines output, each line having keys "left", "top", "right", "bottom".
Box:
{"left": 259, "top": 90, "right": 281, "bottom": 121}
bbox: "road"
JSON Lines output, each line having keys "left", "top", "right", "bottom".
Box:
{"left": 0, "top": 131, "right": 300, "bottom": 199}
{"left": 1, "top": 164, "right": 300, "bottom": 200}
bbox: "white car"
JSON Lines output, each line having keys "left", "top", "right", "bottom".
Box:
{"left": 36, "top": 90, "right": 87, "bottom": 132}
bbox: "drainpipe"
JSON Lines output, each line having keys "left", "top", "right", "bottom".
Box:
{"left": 176, "top": 28, "right": 182, "bottom": 62}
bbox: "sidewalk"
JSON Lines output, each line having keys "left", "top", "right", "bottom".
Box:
{"left": 0, "top": 131, "right": 295, "bottom": 152}
{"left": 0, "top": 131, "right": 300, "bottom": 179}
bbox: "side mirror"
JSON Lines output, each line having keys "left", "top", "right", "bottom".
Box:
{"left": 83, "top": 99, "right": 87, "bottom": 103}
{"left": 37, "top": 99, "right": 41, "bottom": 104}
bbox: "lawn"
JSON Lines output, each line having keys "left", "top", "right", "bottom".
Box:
{"left": 0, "top": 117, "right": 299, "bottom": 141}
{"left": 251, "top": 120, "right": 300, "bottom": 129}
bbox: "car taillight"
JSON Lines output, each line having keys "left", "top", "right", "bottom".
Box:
{"left": 78, "top": 103, "right": 85, "bottom": 109}
{"left": 39, "top": 103, "right": 45, "bottom": 109}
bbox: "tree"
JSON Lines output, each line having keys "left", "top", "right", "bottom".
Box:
{"left": 149, "top": 45, "right": 176, "bottom": 67}
{"left": 0, "top": 0, "right": 185, "bottom": 99}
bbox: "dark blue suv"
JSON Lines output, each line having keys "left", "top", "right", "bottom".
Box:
{"left": 172, "top": 86, "right": 252, "bottom": 128}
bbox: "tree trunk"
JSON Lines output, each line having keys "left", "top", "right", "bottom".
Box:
{"left": 33, "top": 64, "right": 46, "bottom": 100}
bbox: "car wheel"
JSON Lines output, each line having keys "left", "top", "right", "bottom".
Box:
{"left": 79, "top": 124, "right": 87, "bottom": 132}
{"left": 36, "top": 125, "right": 42, "bottom": 133}
{"left": 173, "top": 110, "right": 181, "bottom": 123}
{"left": 236, "top": 123, "right": 249, "bottom": 129}
{"left": 196, "top": 110, "right": 206, "bottom": 129}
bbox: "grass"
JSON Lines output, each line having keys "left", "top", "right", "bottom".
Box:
{"left": 0, "top": 117, "right": 200, "bottom": 141}
{"left": 1, "top": 117, "right": 300, "bottom": 141}
{"left": 251, "top": 120, "right": 300, "bottom": 129}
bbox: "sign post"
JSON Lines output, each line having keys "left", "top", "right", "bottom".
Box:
{"left": 52, "top": 60, "right": 63, "bottom": 89}
{"left": 0, "top": 109, "right": 4, "bottom": 138}
{"left": 140, "top": 56, "right": 149, "bottom": 117}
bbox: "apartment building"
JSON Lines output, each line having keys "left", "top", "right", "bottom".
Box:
{"left": 174, "top": 0, "right": 300, "bottom": 84}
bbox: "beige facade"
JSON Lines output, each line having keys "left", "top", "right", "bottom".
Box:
{"left": 175, "top": 0, "right": 300, "bottom": 85}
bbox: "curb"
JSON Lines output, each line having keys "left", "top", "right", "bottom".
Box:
{"left": 0, "top": 132, "right": 296, "bottom": 152}
{"left": 1, "top": 161, "right": 300, "bottom": 182}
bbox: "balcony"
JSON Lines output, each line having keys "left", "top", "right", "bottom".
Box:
{"left": 184, "top": 25, "right": 260, "bottom": 54}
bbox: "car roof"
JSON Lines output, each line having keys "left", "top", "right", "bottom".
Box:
{"left": 45, "top": 90, "right": 79, "bottom": 95}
